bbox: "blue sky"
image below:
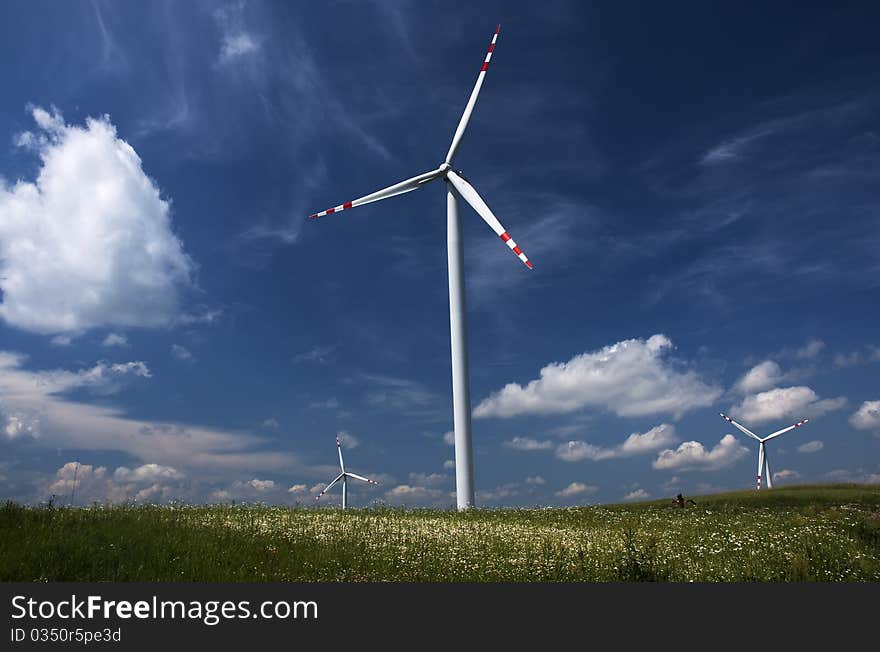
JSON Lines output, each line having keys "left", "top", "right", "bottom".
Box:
{"left": 0, "top": 1, "right": 878, "bottom": 507}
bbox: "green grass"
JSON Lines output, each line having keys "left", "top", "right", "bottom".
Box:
{"left": 2, "top": 484, "right": 878, "bottom": 582}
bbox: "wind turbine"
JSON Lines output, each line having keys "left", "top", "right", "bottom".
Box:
{"left": 309, "top": 25, "right": 531, "bottom": 510}
{"left": 719, "top": 413, "right": 810, "bottom": 489}
{"left": 315, "top": 436, "right": 379, "bottom": 509}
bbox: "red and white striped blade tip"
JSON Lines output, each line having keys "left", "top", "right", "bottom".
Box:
{"left": 498, "top": 231, "right": 533, "bottom": 269}
{"left": 310, "top": 201, "right": 355, "bottom": 219}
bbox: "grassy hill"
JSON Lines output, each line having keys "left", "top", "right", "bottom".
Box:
{"left": 2, "top": 484, "right": 878, "bottom": 582}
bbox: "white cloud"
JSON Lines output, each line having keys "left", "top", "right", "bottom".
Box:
{"left": 773, "top": 469, "right": 800, "bottom": 481}
{"left": 701, "top": 130, "right": 769, "bottom": 165}
{"left": 555, "top": 482, "right": 597, "bottom": 498}
{"left": 0, "top": 106, "right": 194, "bottom": 334}
{"left": 850, "top": 401, "right": 880, "bottom": 434}
{"left": 653, "top": 434, "right": 749, "bottom": 471}
{"left": 797, "top": 440, "right": 824, "bottom": 454}
{"left": 2, "top": 413, "right": 38, "bottom": 440}
{"left": 293, "top": 345, "right": 336, "bottom": 365}
{"left": 623, "top": 489, "right": 650, "bottom": 501}
{"left": 244, "top": 478, "right": 275, "bottom": 492}
{"left": 730, "top": 386, "right": 847, "bottom": 423}
{"left": 824, "top": 469, "right": 880, "bottom": 484}
{"left": 442, "top": 459, "right": 455, "bottom": 470}
{"left": 219, "top": 34, "right": 258, "bottom": 62}
{"left": 525, "top": 475, "right": 546, "bottom": 485}
{"left": 795, "top": 339, "right": 825, "bottom": 360}
{"left": 833, "top": 346, "right": 880, "bottom": 368}
{"left": 474, "top": 335, "right": 721, "bottom": 419}
{"left": 442, "top": 431, "right": 455, "bottom": 446}
{"left": 336, "top": 430, "right": 359, "bottom": 449}
{"left": 0, "top": 350, "right": 298, "bottom": 472}
{"left": 385, "top": 484, "right": 448, "bottom": 504}
{"left": 407, "top": 472, "right": 450, "bottom": 488}
{"left": 288, "top": 484, "right": 307, "bottom": 494}
{"left": 261, "top": 418, "right": 279, "bottom": 429}
{"left": 46, "top": 461, "right": 185, "bottom": 504}
{"left": 503, "top": 436, "right": 554, "bottom": 451}
{"left": 101, "top": 333, "right": 128, "bottom": 347}
{"left": 113, "top": 464, "right": 184, "bottom": 484}
{"left": 214, "top": 3, "right": 260, "bottom": 64}
{"left": 171, "top": 344, "right": 193, "bottom": 361}
{"left": 555, "top": 424, "right": 678, "bottom": 462}
{"left": 734, "top": 360, "right": 784, "bottom": 394}
{"left": 50, "top": 335, "right": 74, "bottom": 347}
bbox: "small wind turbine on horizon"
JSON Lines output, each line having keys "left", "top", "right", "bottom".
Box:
{"left": 719, "top": 412, "right": 810, "bottom": 489}
{"left": 315, "top": 436, "right": 379, "bottom": 510}
{"left": 309, "top": 25, "right": 531, "bottom": 510}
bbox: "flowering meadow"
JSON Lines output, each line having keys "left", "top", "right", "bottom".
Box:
{"left": 2, "top": 485, "right": 878, "bottom": 582}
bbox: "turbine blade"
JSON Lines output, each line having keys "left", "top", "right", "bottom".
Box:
{"left": 446, "top": 170, "right": 533, "bottom": 269}
{"left": 315, "top": 473, "right": 344, "bottom": 500}
{"left": 764, "top": 449, "right": 773, "bottom": 489}
{"left": 762, "top": 418, "right": 809, "bottom": 442}
{"left": 719, "top": 412, "right": 761, "bottom": 441}
{"left": 346, "top": 472, "right": 379, "bottom": 485}
{"left": 337, "top": 436, "right": 345, "bottom": 472}
{"left": 309, "top": 168, "right": 443, "bottom": 219}
{"left": 445, "top": 25, "right": 500, "bottom": 165}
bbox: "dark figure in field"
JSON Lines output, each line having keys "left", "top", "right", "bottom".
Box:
{"left": 672, "top": 493, "right": 697, "bottom": 508}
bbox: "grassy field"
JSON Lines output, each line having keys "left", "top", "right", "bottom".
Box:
{"left": 2, "top": 484, "right": 878, "bottom": 582}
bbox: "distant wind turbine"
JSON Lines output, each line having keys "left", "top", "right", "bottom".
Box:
{"left": 719, "top": 413, "right": 810, "bottom": 489}
{"left": 309, "top": 25, "right": 531, "bottom": 510}
{"left": 315, "top": 437, "right": 379, "bottom": 509}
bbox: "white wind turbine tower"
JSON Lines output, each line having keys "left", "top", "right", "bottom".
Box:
{"left": 315, "top": 436, "right": 379, "bottom": 509}
{"left": 719, "top": 413, "right": 810, "bottom": 489}
{"left": 309, "top": 25, "right": 532, "bottom": 510}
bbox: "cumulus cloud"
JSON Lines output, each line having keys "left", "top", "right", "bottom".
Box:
{"left": 797, "top": 440, "right": 824, "bottom": 454}
{"left": 734, "top": 360, "right": 784, "bottom": 394}
{"left": 442, "top": 431, "right": 455, "bottom": 446}
{"left": 773, "top": 469, "right": 800, "bottom": 481}
{"left": 850, "top": 401, "right": 880, "bottom": 434}
{"left": 46, "top": 461, "right": 185, "bottom": 504}
{"left": 385, "top": 484, "right": 448, "bottom": 504}
{"left": 503, "top": 437, "right": 554, "bottom": 451}
{"left": 244, "top": 478, "right": 275, "bottom": 492}
{"left": 525, "top": 475, "right": 546, "bottom": 485}
{"left": 474, "top": 335, "right": 721, "bottom": 420}
{"left": 0, "top": 106, "right": 194, "bottom": 335}
{"left": 288, "top": 484, "right": 307, "bottom": 494}
{"left": 623, "top": 489, "right": 650, "bottom": 501}
{"left": 729, "top": 386, "right": 847, "bottom": 423}
{"left": 2, "top": 413, "right": 38, "bottom": 440}
{"left": 555, "top": 424, "right": 678, "bottom": 462}
{"left": 443, "top": 460, "right": 455, "bottom": 470}
{"left": 113, "top": 464, "right": 183, "bottom": 484}
{"left": 555, "top": 482, "right": 597, "bottom": 498}
{"left": 652, "top": 434, "right": 749, "bottom": 471}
